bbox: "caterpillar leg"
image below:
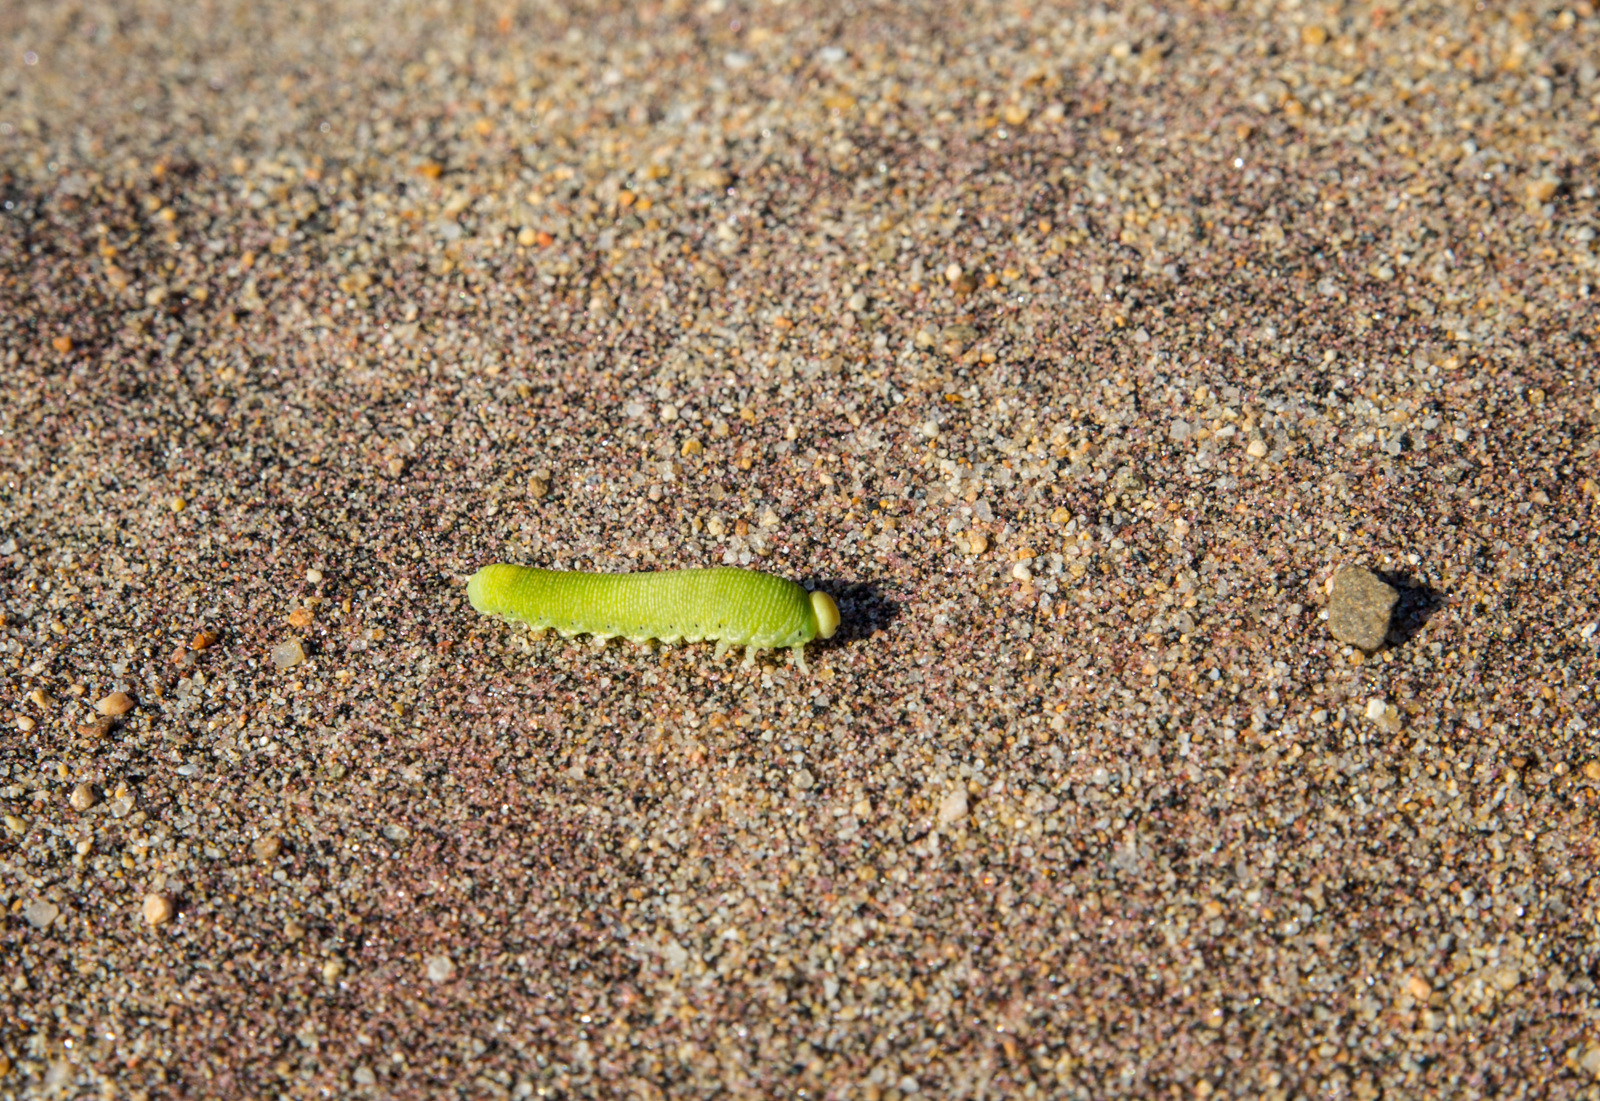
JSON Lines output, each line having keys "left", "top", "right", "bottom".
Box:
{"left": 743, "top": 645, "right": 758, "bottom": 668}
{"left": 790, "top": 646, "right": 809, "bottom": 674}
{"left": 713, "top": 639, "right": 731, "bottom": 662}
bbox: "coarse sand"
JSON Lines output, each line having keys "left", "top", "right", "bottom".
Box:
{"left": 3, "top": 2, "right": 1600, "bottom": 1098}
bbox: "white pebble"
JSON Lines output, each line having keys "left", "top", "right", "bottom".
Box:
{"left": 270, "top": 639, "right": 307, "bottom": 670}
{"left": 938, "top": 786, "right": 969, "bottom": 826}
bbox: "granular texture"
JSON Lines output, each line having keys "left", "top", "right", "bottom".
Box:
{"left": 3, "top": 2, "right": 1599, "bottom": 1098}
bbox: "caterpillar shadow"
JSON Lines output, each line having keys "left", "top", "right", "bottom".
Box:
{"left": 807, "top": 578, "right": 901, "bottom": 645}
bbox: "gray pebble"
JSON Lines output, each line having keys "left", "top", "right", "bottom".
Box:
{"left": 1327, "top": 567, "right": 1399, "bottom": 651}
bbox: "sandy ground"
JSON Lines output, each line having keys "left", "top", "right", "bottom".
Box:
{"left": 3, "top": 1, "right": 1600, "bottom": 1097}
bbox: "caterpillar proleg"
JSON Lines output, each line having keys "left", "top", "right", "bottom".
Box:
{"left": 466, "top": 564, "right": 840, "bottom": 672}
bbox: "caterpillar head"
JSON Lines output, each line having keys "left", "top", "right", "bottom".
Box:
{"left": 810, "top": 591, "right": 840, "bottom": 640}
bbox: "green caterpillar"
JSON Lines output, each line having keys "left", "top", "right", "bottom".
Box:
{"left": 467, "top": 564, "right": 840, "bottom": 672}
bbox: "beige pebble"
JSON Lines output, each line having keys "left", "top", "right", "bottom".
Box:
{"left": 1246, "top": 437, "right": 1269, "bottom": 459}
{"left": 143, "top": 892, "right": 174, "bottom": 926}
{"left": 3, "top": 813, "right": 27, "bottom": 835}
{"left": 305, "top": 568, "right": 324, "bottom": 583}
{"left": 286, "top": 606, "right": 315, "bottom": 629}
{"left": 70, "top": 782, "right": 97, "bottom": 811}
{"left": 516, "top": 226, "right": 539, "bottom": 247}
{"left": 96, "top": 692, "right": 135, "bottom": 716}
{"left": 14, "top": 714, "right": 35, "bottom": 733}
{"left": 190, "top": 628, "right": 220, "bottom": 651}
{"left": 965, "top": 532, "right": 989, "bottom": 555}
{"left": 253, "top": 834, "right": 283, "bottom": 860}
{"left": 1405, "top": 973, "right": 1432, "bottom": 1000}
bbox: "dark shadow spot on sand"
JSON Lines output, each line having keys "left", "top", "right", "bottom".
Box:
{"left": 1376, "top": 571, "right": 1443, "bottom": 646}
{"left": 805, "top": 578, "right": 900, "bottom": 644}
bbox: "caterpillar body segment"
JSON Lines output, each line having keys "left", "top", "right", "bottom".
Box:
{"left": 466, "top": 564, "right": 839, "bottom": 671}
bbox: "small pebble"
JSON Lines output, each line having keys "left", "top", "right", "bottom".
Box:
{"left": 305, "top": 567, "right": 324, "bottom": 583}
{"left": 77, "top": 716, "right": 115, "bottom": 740}
{"left": 253, "top": 835, "right": 283, "bottom": 860}
{"left": 95, "top": 692, "right": 135, "bottom": 716}
{"left": 938, "top": 786, "right": 969, "bottom": 826}
{"left": 1582, "top": 1046, "right": 1600, "bottom": 1078}
{"left": 271, "top": 638, "right": 307, "bottom": 670}
{"left": 287, "top": 606, "right": 315, "bottom": 628}
{"left": 190, "top": 628, "right": 220, "bottom": 650}
{"left": 426, "top": 954, "right": 456, "bottom": 983}
{"left": 14, "top": 714, "right": 35, "bottom": 733}
{"left": 3, "top": 813, "right": 27, "bottom": 835}
{"left": 1525, "top": 175, "right": 1560, "bottom": 204}
{"left": 24, "top": 899, "right": 60, "bottom": 930}
{"left": 1326, "top": 567, "right": 1399, "bottom": 651}
{"left": 1364, "top": 698, "right": 1404, "bottom": 734}
{"left": 70, "top": 782, "right": 97, "bottom": 811}
{"left": 142, "top": 893, "right": 174, "bottom": 926}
